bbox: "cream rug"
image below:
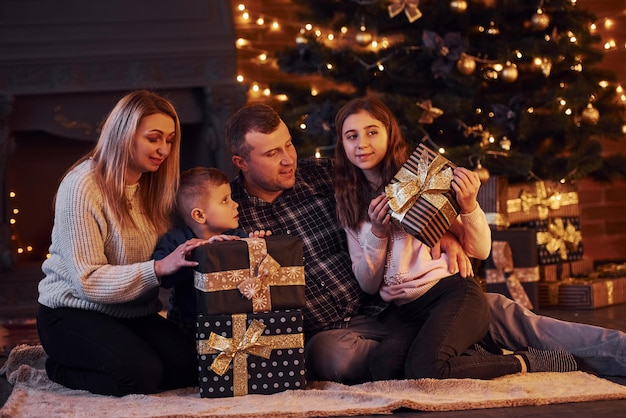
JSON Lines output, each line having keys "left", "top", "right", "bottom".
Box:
{"left": 2, "top": 344, "right": 626, "bottom": 418}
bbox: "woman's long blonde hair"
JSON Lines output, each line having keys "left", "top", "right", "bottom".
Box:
{"left": 67, "top": 90, "right": 181, "bottom": 234}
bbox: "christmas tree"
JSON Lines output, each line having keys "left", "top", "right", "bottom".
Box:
{"left": 272, "top": 0, "right": 626, "bottom": 183}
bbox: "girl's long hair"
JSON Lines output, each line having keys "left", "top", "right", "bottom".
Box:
{"left": 334, "top": 95, "right": 410, "bottom": 229}
{"left": 65, "top": 90, "right": 181, "bottom": 234}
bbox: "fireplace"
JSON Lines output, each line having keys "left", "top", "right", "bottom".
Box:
{"left": 0, "top": 0, "right": 246, "bottom": 274}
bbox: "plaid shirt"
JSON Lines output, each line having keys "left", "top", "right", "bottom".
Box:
{"left": 231, "top": 158, "right": 388, "bottom": 337}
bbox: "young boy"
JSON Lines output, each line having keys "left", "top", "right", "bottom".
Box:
{"left": 152, "top": 167, "right": 269, "bottom": 337}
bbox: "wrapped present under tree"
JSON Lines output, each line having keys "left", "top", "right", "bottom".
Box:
{"left": 483, "top": 228, "right": 540, "bottom": 310}
{"left": 385, "top": 143, "right": 460, "bottom": 248}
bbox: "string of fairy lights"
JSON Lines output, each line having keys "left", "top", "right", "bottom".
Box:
{"left": 232, "top": 0, "right": 626, "bottom": 124}
{"left": 7, "top": 1, "right": 626, "bottom": 261}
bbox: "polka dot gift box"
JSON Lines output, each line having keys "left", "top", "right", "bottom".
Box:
{"left": 196, "top": 309, "right": 306, "bottom": 398}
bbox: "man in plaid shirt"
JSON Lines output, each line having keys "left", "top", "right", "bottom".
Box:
{"left": 224, "top": 103, "right": 626, "bottom": 383}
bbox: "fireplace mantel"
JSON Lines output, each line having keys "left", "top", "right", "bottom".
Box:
{"left": 0, "top": 0, "right": 246, "bottom": 271}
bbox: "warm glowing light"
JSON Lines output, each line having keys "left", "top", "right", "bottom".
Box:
{"left": 275, "top": 94, "right": 288, "bottom": 102}
{"left": 305, "top": 23, "right": 312, "bottom": 31}
{"left": 259, "top": 53, "right": 267, "bottom": 61}
{"left": 599, "top": 80, "right": 609, "bottom": 88}
{"left": 263, "top": 88, "right": 270, "bottom": 96}
{"left": 565, "top": 108, "right": 573, "bottom": 115}
{"left": 237, "top": 74, "right": 244, "bottom": 82}
{"left": 271, "top": 21, "right": 279, "bottom": 30}
{"left": 438, "top": 147, "right": 446, "bottom": 154}
{"left": 9, "top": 191, "right": 15, "bottom": 198}
{"left": 26, "top": 246, "right": 33, "bottom": 252}
{"left": 326, "top": 63, "right": 333, "bottom": 70}
{"left": 256, "top": 17, "right": 264, "bottom": 26}
{"left": 237, "top": 4, "right": 245, "bottom": 11}
{"left": 242, "top": 12, "right": 250, "bottom": 20}
{"left": 12, "top": 208, "right": 18, "bottom": 214}
{"left": 605, "top": 19, "right": 614, "bottom": 29}
{"left": 327, "top": 33, "right": 334, "bottom": 41}
{"left": 299, "top": 123, "right": 306, "bottom": 130}
{"left": 340, "top": 26, "right": 348, "bottom": 34}
{"left": 311, "top": 88, "right": 318, "bottom": 96}
{"left": 17, "top": 248, "right": 23, "bottom": 254}
{"left": 10, "top": 219, "right": 15, "bottom": 225}
{"left": 236, "top": 38, "right": 249, "bottom": 47}
{"left": 252, "top": 83, "right": 260, "bottom": 92}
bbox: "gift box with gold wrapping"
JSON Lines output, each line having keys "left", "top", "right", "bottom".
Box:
{"left": 506, "top": 180, "right": 580, "bottom": 225}
{"left": 483, "top": 228, "right": 540, "bottom": 310}
{"left": 193, "top": 236, "right": 305, "bottom": 314}
{"left": 513, "top": 217, "right": 583, "bottom": 265}
{"left": 538, "top": 276, "right": 626, "bottom": 309}
{"left": 476, "top": 176, "right": 509, "bottom": 228}
{"left": 540, "top": 257, "right": 595, "bottom": 282}
{"left": 196, "top": 309, "right": 306, "bottom": 398}
{"left": 385, "top": 143, "right": 460, "bottom": 248}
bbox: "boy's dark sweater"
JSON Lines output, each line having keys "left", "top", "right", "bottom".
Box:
{"left": 152, "top": 225, "right": 247, "bottom": 330}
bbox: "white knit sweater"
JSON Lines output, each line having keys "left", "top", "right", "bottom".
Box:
{"left": 346, "top": 204, "right": 491, "bottom": 306}
{"left": 38, "top": 160, "right": 162, "bottom": 318}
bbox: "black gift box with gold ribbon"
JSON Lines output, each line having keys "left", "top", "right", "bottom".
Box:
{"left": 514, "top": 217, "right": 584, "bottom": 265}
{"left": 385, "top": 144, "right": 460, "bottom": 248}
{"left": 538, "top": 277, "right": 626, "bottom": 309}
{"left": 193, "top": 236, "right": 305, "bottom": 314}
{"left": 483, "top": 228, "right": 540, "bottom": 310}
{"left": 196, "top": 309, "right": 306, "bottom": 398}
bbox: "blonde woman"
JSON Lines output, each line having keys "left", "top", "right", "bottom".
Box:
{"left": 37, "top": 90, "right": 208, "bottom": 396}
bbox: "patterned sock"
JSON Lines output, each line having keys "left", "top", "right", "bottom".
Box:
{"left": 516, "top": 347, "right": 578, "bottom": 372}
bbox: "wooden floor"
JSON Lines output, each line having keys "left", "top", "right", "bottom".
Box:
{"left": 2, "top": 265, "right": 626, "bottom": 416}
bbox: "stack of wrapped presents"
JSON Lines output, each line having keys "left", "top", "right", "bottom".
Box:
{"left": 192, "top": 236, "right": 306, "bottom": 398}
{"left": 478, "top": 176, "right": 626, "bottom": 310}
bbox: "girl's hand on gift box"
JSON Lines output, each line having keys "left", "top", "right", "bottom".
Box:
{"left": 451, "top": 167, "right": 480, "bottom": 214}
{"left": 249, "top": 230, "right": 272, "bottom": 238}
{"left": 154, "top": 238, "right": 211, "bottom": 278}
{"left": 368, "top": 194, "right": 391, "bottom": 239}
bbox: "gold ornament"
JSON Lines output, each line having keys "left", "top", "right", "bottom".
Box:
{"left": 355, "top": 30, "right": 373, "bottom": 47}
{"left": 581, "top": 103, "right": 600, "bottom": 125}
{"left": 450, "top": 1, "right": 467, "bottom": 13}
{"left": 456, "top": 54, "right": 477, "bottom": 75}
{"left": 416, "top": 100, "right": 444, "bottom": 124}
{"left": 501, "top": 62, "right": 518, "bottom": 82}
{"left": 530, "top": 11, "right": 551, "bottom": 31}
{"left": 475, "top": 162, "right": 490, "bottom": 184}
{"left": 388, "top": 0, "right": 422, "bottom": 23}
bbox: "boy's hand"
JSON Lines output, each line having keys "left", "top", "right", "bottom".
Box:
{"left": 208, "top": 234, "right": 241, "bottom": 243}
{"left": 249, "top": 230, "right": 272, "bottom": 238}
{"left": 450, "top": 167, "right": 480, "bottom": 214}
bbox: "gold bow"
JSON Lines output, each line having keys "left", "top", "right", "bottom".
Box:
{"left": 386, "top": 150, "right": 453, "bottom": 214}
{"left": 204, "top": 319, "right": 272, "bottom": 376}
{"left": 388, "top": 0, "right": 422, "bottom": 23}
{"left": 516, "top": 181, "right": 567, "bottom": 220}
{"left": 197, "top": 313, "right": 305, "bottom": 396}
{"left": 195, "top": 238, "right": 304, "bottom": 312}
{"left": 237, "top": 238, "right": 281, "bottom": 304}
{"left": 537, "top": 218, "right": 582, "bottom": 260}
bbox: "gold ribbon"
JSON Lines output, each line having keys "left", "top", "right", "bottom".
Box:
{"left": 388, "top": 0, "right": 422, "bottom": 23}
{"left": 385, "top": 149, "right": 453, "bottom": 215}
{"left": 536, "top": 218, "right": 582, "bottom": 261}
{"left": 197, "top": 314, "right": 304, "bottom": 396}
{"left": 490, "top": 241, "right": 534, "bottom": 310}
{"left": 195, "top": 238, "right": 305, "bottom": 312}
{"left": 507, "top": 181, "right": 579, "bottom": 220}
